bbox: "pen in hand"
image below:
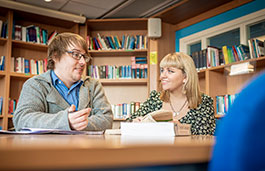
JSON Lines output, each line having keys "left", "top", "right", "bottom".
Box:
{"left": 68, "top": 104, "right": 90, "bottom": 130}
{"left": 68, "top": 104, "right": 76, "bottom": 113}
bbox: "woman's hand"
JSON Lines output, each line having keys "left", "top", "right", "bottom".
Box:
{"left": 132, "top": 116, "right": 143, "bottom": 122}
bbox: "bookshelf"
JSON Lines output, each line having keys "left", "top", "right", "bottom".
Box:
{"left": 82, "top": 19, "right": 150, "bottom": 128}
{"left": 0, "top": 7, "right": 9, "bottom": 130}
{"left": 0, "top": 7, "right": 80, "bottom": 130}
{"left": 198, "top": 56, "right": 265, "bottom": 118}
{"left": 191, "top": 34, "right": 265, "bottom": 118}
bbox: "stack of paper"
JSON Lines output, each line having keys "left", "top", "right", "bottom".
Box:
{"left": 120, "top": 122, "right": 191, "bottom": 137}
{"left": 229, "top": 62, "right": 254, "bottom": 76}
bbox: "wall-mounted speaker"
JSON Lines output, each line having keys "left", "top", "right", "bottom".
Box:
{"left": 148, "top": 18, "right": 162, "bottom": 38}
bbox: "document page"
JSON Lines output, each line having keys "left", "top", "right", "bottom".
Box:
{"left": 0, "top": 128, "right": 104, "bottom": 135}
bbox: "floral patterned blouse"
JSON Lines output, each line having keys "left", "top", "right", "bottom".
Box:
{"left": 127, "top": 90, "right": 216, "bottom": 135}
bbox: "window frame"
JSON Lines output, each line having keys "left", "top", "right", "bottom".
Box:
{"left": 179, "top": 8, "right": 265, "bottom": 54}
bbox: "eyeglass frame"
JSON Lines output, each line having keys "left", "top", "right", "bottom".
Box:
{"left": 65, "top": 51, "right": 91, "bottom": 62}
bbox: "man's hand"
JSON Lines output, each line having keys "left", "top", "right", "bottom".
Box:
{"left": 68, "top": 104, "right": 91, "bottom": 131}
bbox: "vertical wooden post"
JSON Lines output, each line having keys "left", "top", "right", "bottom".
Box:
{"left": 3, "top": 10, "right": 13, "bottom": 130}
{"left": 149, "top": 39, "right": 159, "bottom": 91}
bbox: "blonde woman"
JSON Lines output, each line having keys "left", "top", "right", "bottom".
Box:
{"left": 128, "top": 52, "right": 215, "bottom": 135}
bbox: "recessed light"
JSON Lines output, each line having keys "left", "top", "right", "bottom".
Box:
{"left": 44, "top": 0, "right": 52, "bottom": 2}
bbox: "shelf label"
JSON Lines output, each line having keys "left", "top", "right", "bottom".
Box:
{"left": 150, "top": 51, "right": 157, "bottom": 64}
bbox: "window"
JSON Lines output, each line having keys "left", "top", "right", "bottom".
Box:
{"left": 209, "top": 28, "right": 240, "bottom": 49}
{"left": 179, "top": 9, "right": 265, "bottom": 54}
{"left": 189, "top": 42, "right": 201, "bottom": 55}
{"left": 248, "top": 20, "right": 265, "bottom": 39}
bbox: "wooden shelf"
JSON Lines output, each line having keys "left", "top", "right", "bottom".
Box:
{"left": 196, "top": 57, "right": 265, "bottom": 75}
{"left": 198, "top": 69, "right": 206, "bottom": 77}
{"left": 254, "top": 56, "right": 265, "bottom": 68}
{"left": 88, "top": 49, "right": 148, "bottom": 57}
{"left": 99, "top": 79, "right": 147, "bottom": 85}
{"left": 13, "top": 10, "right": 77, "bottom": 29}
{"left": 0, "top": 115, "right": 3, "bottom": 118}
{"left": 196, "top": 57, "right": 265, "bottom": 118}
{"left": 87, "top": 18, "right": 148, "bottom": 31}
{"left": 113, "top": 118, "right": 126, "bottom": 121}
{"left": 0, "top": 37, "right": 7, "bottom": 45}
{"left": 12, "top": 40, "right": 48, "bottom": 51}
{"left": 0, "top": 70, "right": 6, "bottom": 77}
{"left": 215, "top": 114, "right": 224, "bottom": 119}
{"left": 210, "top": 56, "right": 265, "bottom": 72}
{"left": 10, "top": 72, "right": 36, "bottom": 79}
{"left": 8, "top": 115, "right": 13, "bottom": 118}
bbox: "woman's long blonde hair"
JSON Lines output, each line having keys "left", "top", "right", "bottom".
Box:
{"left": 159, "top": 52, "right": 201, "bottom": 109}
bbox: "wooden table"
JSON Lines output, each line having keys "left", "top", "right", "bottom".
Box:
{"left": 0, "top": 134, "right": 215, "bottom": 170}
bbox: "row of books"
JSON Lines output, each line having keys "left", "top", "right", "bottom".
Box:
{"left": 12, "top": 24, "right": 58, "bottom": 45}
{"left": 131, "top": 56, "right": 148, "bottom": 78}
{"left": 87, "top": 34, "right": 148, "bottom": 50}
{"left": 8, "top": 98, "right": 18, "bottom": 115}
{"left": 248, "top": 38, "right": 265, "bottom": 58}
{"left": 0, "top": 97, "right": 3, "bottom": 115}
{"left": 111, "top": 102, "right": 141, "bottom": 119}
{"left": 191, "top": 38, "right": 264, "bottom": 70}
{"left": 222, "top": 38, "right": 264, "bottom": 64}
{"left": 192, "top": 44, "right": 245, "bottom": 70}
{"left": 11, "top": 57, "right": 48, "bottom": 75}
{"left": 88, "top": 64, "right": 148, "bottom": 79}
{"left": 131, "top": 56, "right": 147, "bottom": 64}
{"left": 0, "top": 20, "right": 8, "bottom": 38}
{"left": 88, "top": 65, "right": 131, "bottom": 79}
{"left": 0, "top": 56, "right": 5, "bottom": 71}
{"left": 13, "top": 24, "right": 49, "bottom": 44}
{"left": 222, "top": 45, "right": 250, "bottom": 65}
{"left": 216, "top": 94, "right": 237, "bottom": 115}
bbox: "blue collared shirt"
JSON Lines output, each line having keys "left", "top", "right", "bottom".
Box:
{"left": 50, "top": 70, "right": 83, "bottom": 110}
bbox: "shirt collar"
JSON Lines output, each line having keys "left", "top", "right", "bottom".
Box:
{"left": 51, "top": 70, "right": 83, "bottom": 89}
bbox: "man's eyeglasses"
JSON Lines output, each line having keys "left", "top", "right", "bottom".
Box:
{"left": 66, "top": 51, "right": 91, "bottom": 62}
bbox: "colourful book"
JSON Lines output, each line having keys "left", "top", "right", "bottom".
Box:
{"left": 112, "top": 35, "right": 120, "bottom": 49}
{"left": 222, "top": 46, "right": 229, "bottom": 64}
{"left": 232, "top": 46, "right": 240, "bottom": 62}
{"left": 128, "top": 36, "right": 136, "bottom": 50}
{"left": 121, "top": 35, "right": 125, "bottom": 49}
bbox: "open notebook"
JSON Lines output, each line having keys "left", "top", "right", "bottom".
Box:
{"left": 0, "top": 128, "right": 104, "bottom": 135}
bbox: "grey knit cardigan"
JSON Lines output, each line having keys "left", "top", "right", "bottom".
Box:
{"left": 13, "top": 70, "right": 113, "bottom": 131}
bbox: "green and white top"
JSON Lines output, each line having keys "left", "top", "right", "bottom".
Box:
{"left": 127, "top": 90, "right": 216, "bottom": 135}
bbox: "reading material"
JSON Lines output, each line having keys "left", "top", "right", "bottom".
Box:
{"left": 149, "top": 109, "right": 173, "bottom": 121}
{"left": 0, "top": 128, "right": 104, "bottom": 135}
{"left": 135, "top": 109, "right": 173, "bottom": 122}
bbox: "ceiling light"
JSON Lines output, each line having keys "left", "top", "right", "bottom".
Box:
{"left": 44, "top": 0, "right": 52, "bottom": 2}
{"left": 0, "top": 0, "right": 86, "bottom": 24}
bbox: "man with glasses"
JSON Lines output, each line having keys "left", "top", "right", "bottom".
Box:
{"left": 13, "top": 32, "right": 113, "bottom": 131}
